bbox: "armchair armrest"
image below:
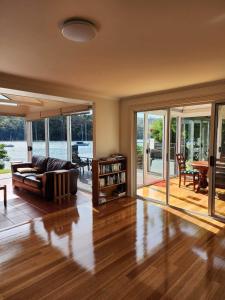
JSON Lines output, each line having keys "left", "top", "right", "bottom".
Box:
{"left": 11, "top": 162, "right": 32, "bottom": 173}
{"left": 41, "top": 171, "right": 55, "bottom": 200}
{"left": 71, "top": 162, "right": 79, "bottom": 169}
{"left": 41, "top": 169, "right": 79, "bottom": 200}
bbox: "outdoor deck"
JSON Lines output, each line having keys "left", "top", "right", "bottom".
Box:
{"left": 137, "top": 177, "right": 225, "bottom": 218}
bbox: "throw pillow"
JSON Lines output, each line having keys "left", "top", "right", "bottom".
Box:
{"left": 17, "top": 167, "right": 37, "bottom": 174}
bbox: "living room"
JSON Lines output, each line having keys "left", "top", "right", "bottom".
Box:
{"left": 1, "top": 1, "right": 225, "bottom": 299}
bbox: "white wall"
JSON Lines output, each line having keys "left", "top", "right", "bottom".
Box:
{"left": 93, "top": 98, "right": 119, "bottom": 159}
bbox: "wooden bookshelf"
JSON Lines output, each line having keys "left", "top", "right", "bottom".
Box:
{"left": 92, "top": 156, "right": 127, "bottom": 206}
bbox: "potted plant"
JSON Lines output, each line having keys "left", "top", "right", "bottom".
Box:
{"left": 0, "top": 144, "right": 9, "bottom": 169}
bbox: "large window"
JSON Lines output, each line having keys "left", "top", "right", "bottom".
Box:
{"left": 0, "top": 116, "right": 27, "bottom": 171}
{"left": 71, "top": 112, "right": 93, "bottom": 160}
{"left": 29, "top": 112, "right": 93, "bottom": 192}
{"left": 49, "top": 116, "right": 67, "bottom": 160}
{"left": 71, "top": 112, "right": 93, "bottom": 192}
{"left": 32, "top": 119, "right": 46, "bottom": 156}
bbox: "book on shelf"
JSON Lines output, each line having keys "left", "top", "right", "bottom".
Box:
{"left": 92, "top": 155, "right": 127, "bottom": 206}
{"left": 112, "top": 191, "right": 126, "bottom": 198}
{"left": 99, "top": 162, "right": 125, "bottom": 174}
{"left": 99, "top": 154, "right": 125, "bottom": 163}
{"left": 98, "top": 172, "right": 126, "bottom": 187}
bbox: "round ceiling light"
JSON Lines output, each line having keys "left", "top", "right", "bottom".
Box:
{"left": 61, "top": 18, "right": 97, "bottom": 42}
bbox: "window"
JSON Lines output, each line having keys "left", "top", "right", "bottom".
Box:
{"left": 49, "top": 116, "right": 67, "bottom": 160}
{"left": 32, "top": 119, "right": 46, "bottom": 156}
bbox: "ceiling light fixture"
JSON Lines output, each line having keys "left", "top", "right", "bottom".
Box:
{"left": 61, "top": 18, "right": 97, "bottom": 42}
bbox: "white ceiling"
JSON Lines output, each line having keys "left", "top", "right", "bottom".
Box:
{"left": 0, "top": 0, "right": 225, "bottom": 98}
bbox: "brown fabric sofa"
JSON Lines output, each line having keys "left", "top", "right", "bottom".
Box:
{"left": 11, "top": 156, "right": 79, "bottom": 201}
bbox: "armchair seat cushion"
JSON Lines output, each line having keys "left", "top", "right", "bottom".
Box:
{"left": 24, "top": 175, "right": 42, "bottom": 189}
{"left": 13, "top": 172, "right": 34, "bottom": 182}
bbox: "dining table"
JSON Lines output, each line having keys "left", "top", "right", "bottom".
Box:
{"left": 191, "top": 161, "right": 209, "bottom": 192}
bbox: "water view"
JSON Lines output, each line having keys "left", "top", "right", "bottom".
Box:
{"left": 1, "top": 141, "right": 93, "bottom": 169}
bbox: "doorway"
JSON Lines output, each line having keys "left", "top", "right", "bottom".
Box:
{"left": 136, "top": 103, "right": 214, "bottom": 216}
{"left": 211, "top": 103, "right": 225, "bottom": 219}
{"left": 136, "top": 109, "right": 168, "bottom": 204}
{"left": 168, "top": 105, "right": 211, "bottom": 215}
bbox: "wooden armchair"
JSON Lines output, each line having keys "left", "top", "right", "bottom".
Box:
{"left": 176, "top": 153, "right": 199, "bottom": 191}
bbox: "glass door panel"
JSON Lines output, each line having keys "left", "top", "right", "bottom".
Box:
{"left": 49, "top": 116, "right": 67, "bottom": 160}
{"left": 213, "top": 104, "right": 225, "bottom": 218}
{"left": 180, "top": 117, "right": 210, "bottom": 162}
{"left": 169, "top": 105, "right": 211, "bottom": 215}
{"left": 137, "top": 110, "right": 168, "bottom": 204}
{"left": 32, "top": 119, "right": 46, "bottom": 156}
{"left": 136, "top": 112, "right": 144, "bottom": 188}
{"left": 170, "top": 117, "right": 177, "bottom": 177}
{"left": 71, "top": 112, "right": 93, "bottom": 192}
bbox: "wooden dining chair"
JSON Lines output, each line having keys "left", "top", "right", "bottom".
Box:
{"left": 176, "top": 153, "right": 199, "bottom": 191}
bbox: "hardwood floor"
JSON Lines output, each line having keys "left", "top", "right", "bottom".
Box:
{"left": 1, "top": 195, "right": 225, "bottom": 299}
{"left": 137, "top": 177, "right": 225, "bottom": 217}
{"left": 0, "top": 176, "right": 90, "bottom": 230}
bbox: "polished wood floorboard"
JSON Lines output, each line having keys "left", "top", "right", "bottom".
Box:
{"left": 0, "top": 177, "right": 90, "bottom": 230}
{"left": 137, "top": 177, "right": 225, "bottom": 217}
{"left": 1, "top": 195, "right": 225, "bottom": 299}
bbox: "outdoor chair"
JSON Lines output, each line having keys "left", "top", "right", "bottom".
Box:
{"left": 176, "top": 153, "right": 199, "bottom": 191}
{"left": 72, "top": 153, "right": 90, "bottom": 174}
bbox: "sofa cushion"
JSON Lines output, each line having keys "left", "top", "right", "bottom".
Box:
{"left": 13, "top": 172, "right": 34, "bottom": 182}
{"left": 17, "top": 167, "right": 37, "bottom": 174}
{"left": 46, "top": 157, "right": 71, "bottom": 172}
{"left": 32, "top": 156, "right": 48, "bottom": 172}
{"left": 24, "top": 175, "right": 42, "bottom": 189}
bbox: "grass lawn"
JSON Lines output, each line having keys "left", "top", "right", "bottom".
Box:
{"left": 0, "top": 169, "right": 11, "bottom": 174}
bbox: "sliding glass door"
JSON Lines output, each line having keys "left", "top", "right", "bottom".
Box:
{"left": 136, "top": 102, "right": 225, "bottom": 220}
{"left": 136, "top": 104, "right": 216, "bottom": 217}
{"left": 136, "top": 110, "right": 169, "bottom": 204}
{"left": 211, "top": 103, "right": 225, "bottom": 219}
{"left": 168, "top": 105, "right": 211, "bottom": 215}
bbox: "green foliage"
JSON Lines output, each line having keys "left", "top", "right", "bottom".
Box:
{"left": 0, "top": 116, "right": 25, "bottom": 140}
{"left": 0, "top": 144, "right": 9, "bottom": 160}
{"left": 136, "top": 144, "right": 143, "bottom": 155}
{"left": 170, "top": 118, "right": 177, "bottom": 143}
{"left": 0, "top": 169, "right": 11, "bottom": 174}
{"left": 0, "top": 114, "right": 93, "bottom": 142}
{"left": 150, "top": 119, "right": 163, "bottom": 142}
{"left": 150, "top": 118, "right": 177, "bottom": 143}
